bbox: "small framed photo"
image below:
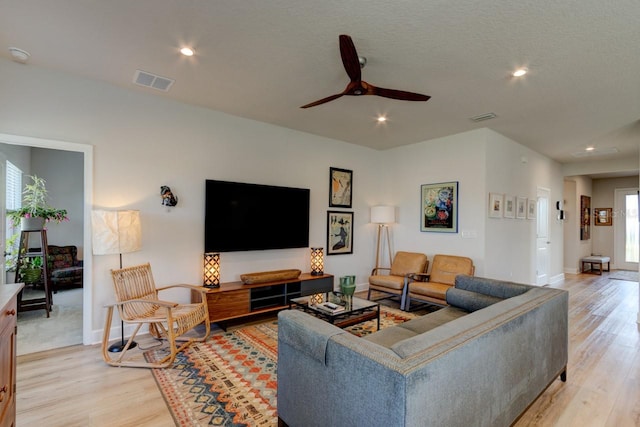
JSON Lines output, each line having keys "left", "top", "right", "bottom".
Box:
{"left": 527, "top": 199, "right": 537, "bottom": 220}
{"left": 489, "top": 193, "right": 504, "bottom": 218}
{"left": 420, "top": 181, "right": 459, "bottom": 233}
{"left": 516, "top": 197, "right": 527, "bottom": 219}
{"left": 504, "top": 195, "right": 515, "bottom": 219}
{"left": 594, "top": 208, "right": 612, "bottom": 226}
{"left": 329, "top": 167, "right": 352, "bottom": 208}
{"left": 327, "top": 211, "right": 353, "bottom": 255}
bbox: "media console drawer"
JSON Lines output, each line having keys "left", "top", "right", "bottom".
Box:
{"left": 195, "top": 273, "right": 333, "bottom": 324}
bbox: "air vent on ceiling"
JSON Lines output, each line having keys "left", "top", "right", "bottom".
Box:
{"left": 470, "top": 112, "right": 497, "bottom": 122}
{"left": 133, "top": 70, "right": 175, "bottom": 92}
{"left": 572, "top": 147, "right": 619, "bottom": 157}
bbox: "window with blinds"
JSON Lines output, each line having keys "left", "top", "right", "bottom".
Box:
{"left": 6, "top": 161, "right": 22, "bottom": 210}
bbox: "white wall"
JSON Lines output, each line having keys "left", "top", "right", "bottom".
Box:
{"left": 564, "top": 176, "right": 593, "bottom": 271}
{"left": 484, "top": 130, "right": 564, "bottom": 283}
{"left": 31, "top": 148, "right": 84, "bottom": 256}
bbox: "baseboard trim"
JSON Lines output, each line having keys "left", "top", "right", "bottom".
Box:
{"left": 549, "top": 273, "right": 565, "bottom": 285}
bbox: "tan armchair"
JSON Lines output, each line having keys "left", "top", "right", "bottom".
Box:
{"left": 367, "top": 251, "right": 429, "bottom": 310}
{"left": 405, "top": 254, "right": 474, "bottom": 308}
{"left": 102, "top": 263, "right": 210, "bottom": 368}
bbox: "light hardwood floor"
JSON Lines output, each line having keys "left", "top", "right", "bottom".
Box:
{"left": 16, "top": 273, "right": 640, "bottom": 426}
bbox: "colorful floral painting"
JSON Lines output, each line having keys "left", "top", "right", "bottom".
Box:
{"left": 421, "top": 182, "right": 458, "bottom": 233}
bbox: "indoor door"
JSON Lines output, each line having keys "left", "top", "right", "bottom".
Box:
{"left": 536, "top": 187, "right": 550, "bottom": 285}
{"left": 614, "top": 188, "right": 639, "bottom": 270}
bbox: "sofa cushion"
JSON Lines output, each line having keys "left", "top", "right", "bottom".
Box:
{"left": 455, "top": 275, "right": 533, "bottom": 299}
{"left": 363, "top": 307, "right": 467, "bottom": 349}
{"left": 446, "top": 287, "right": 503, "bottom": 312}
{"left": 368, "top": 275, "right": 404, "bottom": 291}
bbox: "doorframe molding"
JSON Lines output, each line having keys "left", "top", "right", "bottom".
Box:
{"left": 613, "top": 187, "right": 638, "bottom": 271}
{"left": 0, "top": 133, "right": 93, "bottom": 345}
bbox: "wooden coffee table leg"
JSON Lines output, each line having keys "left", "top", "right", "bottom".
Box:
{"left": 376, "top": 306, "right": 380, "bottom": 331}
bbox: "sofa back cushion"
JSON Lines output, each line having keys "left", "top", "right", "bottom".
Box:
{"left": 48, "top": 245, "right": 78, "bottom": 270}
{"left": 390, "top": 251, "right": 428, "bottom": 277}
{"left": 446, "top": 287, "right": 504, "bottom": 312}
{"left": 429, "top": 255, "right": 474, "bottom": 285}
{"left": 455, "top": 275, "right": 534, "bottom": 299}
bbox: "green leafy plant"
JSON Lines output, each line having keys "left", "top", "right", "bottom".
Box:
{"left": 4, "top": 233, "right": 19, "bottom": 272}
{"left": 18, "top": 255, "right": 44, "bottom": 284}
{"left": 7, "top": 175, "right": 68, "bottom": 226}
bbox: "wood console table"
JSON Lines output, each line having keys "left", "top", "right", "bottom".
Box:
{"left": 192, "top": 273, "right": 333, "bottom": 324}
{"left": 0, "top": 283, "right": 23, "bottom": 427}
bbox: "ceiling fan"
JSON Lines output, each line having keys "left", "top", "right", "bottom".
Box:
{"left": 300, "top": 34, "right": 431, "bottom": 109}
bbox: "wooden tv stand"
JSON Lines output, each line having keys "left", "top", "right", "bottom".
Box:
{"left": 192, "top": 272, "right": 333, "bottom": 324}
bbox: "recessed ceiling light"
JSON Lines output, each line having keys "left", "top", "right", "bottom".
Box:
{"left": 585, "top": 146, "right": 595, "bottom": 151}
{"left": 180, "top": 47, "right": 195, "bottom": 57}
{"left": 9, "top": 47, "right": 30, "bottom": 63}
{"left": 377, "top": 116, "right": 387, "bottom": 123}
{"left": 512, "top": 68, "right": 527, "bottom": 77}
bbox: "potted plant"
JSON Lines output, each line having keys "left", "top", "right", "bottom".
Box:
{"left": 18, "top": 255, "right": 43, "bottom": 284}
{"left": 7, "top": 175, "right": 68, "bottom": 230}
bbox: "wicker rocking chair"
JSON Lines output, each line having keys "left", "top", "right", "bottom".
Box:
{"left": 101, "top": 263, "right": 210, "bottom": 368}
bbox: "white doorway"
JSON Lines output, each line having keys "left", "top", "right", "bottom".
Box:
{"left": 614, "top": 188, "right": 639, "bottom": 271}
{"left": 536, "top": 187, "right": 550, "bottom": 285}
{"left": 0, "top": 133, "right": 93, "bottom": 346}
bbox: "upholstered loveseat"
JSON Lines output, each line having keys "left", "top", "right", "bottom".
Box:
{"left": 47, "top": 245, "right": 83, "bottom": 293}
{"left": 277, "top": 275, "right": 568, "bottom": 427}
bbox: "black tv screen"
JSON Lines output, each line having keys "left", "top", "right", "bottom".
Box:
{"left": 205, "top": 180, "right": 310, "bottom": 252}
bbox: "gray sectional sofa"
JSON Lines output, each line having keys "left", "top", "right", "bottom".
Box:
{"left": 277, "top": 275, "right": 568, "bottom": 427}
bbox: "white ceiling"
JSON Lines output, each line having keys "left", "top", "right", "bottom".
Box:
{"left": 0, "top": 0, "right": 638, "bottom": 165}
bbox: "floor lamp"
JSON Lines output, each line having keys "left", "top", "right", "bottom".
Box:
{"left": 92, "top": 209, "right": 142, "bottom": 353}
{"left": 371, "top": 206, "right": 395, "bottom": 269}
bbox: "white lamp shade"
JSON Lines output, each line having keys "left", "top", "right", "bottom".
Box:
{"left": 92, "top": 210, "right": 142, "bottom": 255}
{"left": 371, "top": 206, "right": 395, "bottom": 224}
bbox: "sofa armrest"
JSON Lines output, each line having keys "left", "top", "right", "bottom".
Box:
{"left": 278, "top": 310, "right": 346, "bottom": 364}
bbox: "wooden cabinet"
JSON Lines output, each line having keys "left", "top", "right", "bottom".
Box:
{"left": 0, "top": 283, "right": 23, "bottom": 427}
{"left": 192, "top": 273, "right": 333, "bottom": 324}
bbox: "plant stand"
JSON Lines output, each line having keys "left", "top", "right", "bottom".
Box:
{"left": 15, "top": 229, "right": 51, "bottom": 317}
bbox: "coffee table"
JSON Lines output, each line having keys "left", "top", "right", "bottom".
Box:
{"left": 289, "top": 293, "right": 380, "bottom": 330}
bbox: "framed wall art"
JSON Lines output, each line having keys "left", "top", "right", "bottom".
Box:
{"left": 527, "top": 199, "right": 537, "bottom": 220}
{"left": 421, "top": 181, "right": 458, "bottom": 233}
{"left": 329, "top": 167, "right": 352, "bottom": 208}
{"left": 516, "top": 196, "right": 527, "bottom": 219}
{"left": 327, "top": 211, "right": 353, "bottom": 255}
{"left": 488, "top": 193, "right": 503, "bottom": 218}
{"left": 504, "top": 195, "right": 515, "bottom": 218}
{"left": 594, "top": 207, "right": 612, "bottom": 226}
{"left": 580, "top": 195, "right": 591, "bottom": 240}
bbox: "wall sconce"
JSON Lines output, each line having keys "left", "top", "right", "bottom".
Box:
{"left": 310, "top": 247, "right": 324, "bottom": 276}
{"left": 204, "top": 252, "right": 220, "bottom": 287}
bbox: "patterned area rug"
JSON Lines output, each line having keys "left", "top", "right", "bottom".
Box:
{"left": 149, "top": 306, "right": 418, "bottom": 427}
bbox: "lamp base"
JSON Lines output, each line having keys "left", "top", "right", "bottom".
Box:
{"left": 310, "top": 271, "right": 324, "bottom": 276}
{"left": 203, "top": 284, "right": 220, "bottom": 288}
{"left": 108, "top": 340, "right": 137, "bottom": 353}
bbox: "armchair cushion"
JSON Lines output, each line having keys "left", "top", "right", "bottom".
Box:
{"left": 389, "top": 251, "right": 428, "bottom": 276}
{"left": 368, "top": 274, "right": 405, "bottom": 291}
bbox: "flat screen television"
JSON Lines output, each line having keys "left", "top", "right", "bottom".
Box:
{"left": 205, "top": 179, "right": 310, "bottom": 252}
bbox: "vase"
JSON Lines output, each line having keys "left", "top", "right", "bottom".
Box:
{"left": 20, "top": 216, "right": 45, "bottom": 231}
{"left": 339, "top": 275, "right": 356, "bottom": 296}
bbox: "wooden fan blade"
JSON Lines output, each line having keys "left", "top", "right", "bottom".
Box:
{"left": 339, "top": 35, "right": 361, "bottom": 82}
{"left": 372, "top": 85, "right": 431, "bottom": 102}
{"left": 300, "top": 93, "right": 344, "bottom": 108}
